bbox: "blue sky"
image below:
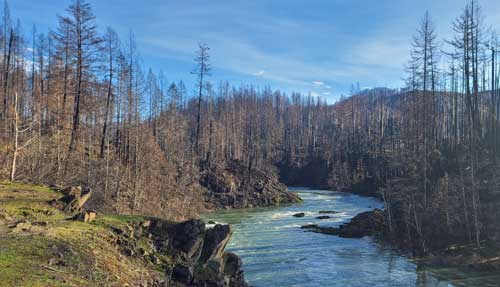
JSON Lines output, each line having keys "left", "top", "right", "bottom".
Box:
{"left": 10, "top": 0, "right": 500, "bottom": 102}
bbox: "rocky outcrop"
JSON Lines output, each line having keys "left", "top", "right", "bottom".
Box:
{"left": 113, "top": 218, "right": 248, "bottom": 287}
{"left": 277, "top": 158, "right": 330, "bottom": 189}
{"left": 50, "top": 186, "right": 93, "bottom": 214}
{"left": 302, "top": 209, "right": 384, "bottom": 238}
{"left": 49, "top": 186, "right": 99, "bottom": 223}
{"left": 51, "top": 187, "right": 246, "bottom": 286}
{"left": 202, "top": 161, "right": 301, "bottom": 209}
{"left": 277, "top": 158, "right": 382, "bottom": 199}
{"left": 74, "top": 210, "right": 97, "bottom": 223}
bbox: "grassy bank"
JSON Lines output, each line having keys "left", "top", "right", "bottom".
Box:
{"left": 0, "top": 181, "right": 164, "bottom": 287}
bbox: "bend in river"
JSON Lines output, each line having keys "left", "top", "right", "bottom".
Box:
{"left": 204, "top": 187, "right": 500, "bottom": 287}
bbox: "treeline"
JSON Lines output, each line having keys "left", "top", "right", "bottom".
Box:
{"left": 349, "top": 1, "right": 500, "bottom": 255}
{"left": 0, "top": 0, "right": 206, "bottom": 219}
{"left": 303, "top": 1, "right": 500, "bottom": 255}
{"left": 0, "top": 0, "right": 340, "bottom": 219}
{"left": 2, "top": 0, "right": 500, "bottom": 256}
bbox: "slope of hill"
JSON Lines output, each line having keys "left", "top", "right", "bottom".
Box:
{"left": 0, "top": 181, "right": 247, "bottom": 287}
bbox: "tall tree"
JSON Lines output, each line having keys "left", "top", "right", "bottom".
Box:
{"left": 192, "top": 43, "right": 211, "bottom": 155}
{"left": 58, "top": 0, "right": 101, "bottom": 153}
{"left": 99, "top": 27, "right": 118, "bottom": 158}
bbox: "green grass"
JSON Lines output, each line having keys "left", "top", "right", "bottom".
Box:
{"left": 0, "top": 181, "right": 165, "bottom": 287}
{"left": 0, "top": 181, "right": 63, "bottom": 222}
{"left": 0, "top": 235, "right": 101, "bottom": 287}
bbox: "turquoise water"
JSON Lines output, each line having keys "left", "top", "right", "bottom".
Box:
{"left": 204, "top": 188, "right": 500, "bottom": 287}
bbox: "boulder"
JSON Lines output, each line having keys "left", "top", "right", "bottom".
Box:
{"left": 60, "top": 186, "right": 93, "bottom": 213}
{"left": 147, "top": 218, "right": 172, "bottom": 241}
{"left": 301, "top": 224, "right": 339, "bottom": 235}
{"left": 223, "top": 252, "right": 247, "bottom": 287}
{"left": 85, "top": 211, "right": 97, "bottom": 223}
{"left": 206, "top": 258, "right": 224, "bottom": 274}
{"left": 61, "top": 186, "right": 82, "bottom": 198}
{"left": 316, "top": 216, "right": 331, "bottom": 220}
{"left": 200, "top": 224, "right": 232, "bottom": 264}
{"left": 171, "top": 219, "right": 206, "bottom": 260}
{"left": 293, "top": 213, "right": 305, "bottom": 218}
{"left": 223, "top": 252, "right": 242, "bottom": 276}
{"left": 74, "top": 210, "right": 97, "bottom": 223}
{"left": 112, "top": 217, "right": 247, "bottom": 287}
{"left": 172, "top": 264, "right": 193, "bottom": 284}
{"left": 302, "top": 209, "right": 384, "bottom": 238}
{"left": 318, "top": 210, "right": 338, "bottom": 214}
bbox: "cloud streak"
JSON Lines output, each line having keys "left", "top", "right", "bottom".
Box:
{"left": 253, "top": 70, "right": 265, "bottom": 76}
{"left": 16, "top": 0, "right": 499, "bottom": 102}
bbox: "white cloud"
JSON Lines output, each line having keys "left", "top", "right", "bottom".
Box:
{"left": 146, "top": 35, "right": 350, "bottom": 89}
{"left": 312, "top": 81, "right": 325, "bottom": 86}
{"left": 253, "top": 70, "right": 265, "bottom": 77}
{"left": 323, "top": 91, "right": 331, "bottom": 96}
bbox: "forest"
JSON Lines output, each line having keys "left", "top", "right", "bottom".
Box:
{"left": 1, "top": 0, "right": 500, "bottom": 260}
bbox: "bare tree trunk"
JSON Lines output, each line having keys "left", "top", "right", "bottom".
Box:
{"left": 10, "top": 92, "right": 19, "bottom": 181}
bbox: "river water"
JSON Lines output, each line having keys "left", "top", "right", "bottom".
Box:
{"left": 203, "top": 188, "right": 500, "bottom": 287}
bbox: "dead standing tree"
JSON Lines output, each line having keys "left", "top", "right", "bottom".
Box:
{"left": 10, "top": 92, "right": 35, "bottom": 181}
{"left": 192, "top": 43, "right": 211, "bottom": 156}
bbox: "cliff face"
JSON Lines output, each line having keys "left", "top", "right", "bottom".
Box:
{"left": 277, "top": 158, "right": 381, "bottom": 198}
{"left": 0, "top": 181, "right": 247, "bottom": 287}
{"left": 201, "top": 161, "right": 302, "bottom": 209}
{"left": 145, "top": 219, "right": 248, "bottom": 287}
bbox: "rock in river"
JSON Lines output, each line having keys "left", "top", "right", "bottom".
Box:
{"left": 318, "top": 210, "right": 338, "bottom": 214}
{"left": 302, "top": 209, "right": 384, "bottom": 238}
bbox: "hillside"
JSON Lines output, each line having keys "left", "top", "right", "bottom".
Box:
{"left": 0, "top": 181, "right": 247, "bottom": 287}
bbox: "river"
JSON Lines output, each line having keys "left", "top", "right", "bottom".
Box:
{"left": 203, "top": 187, "right": 500, "bottom": 287}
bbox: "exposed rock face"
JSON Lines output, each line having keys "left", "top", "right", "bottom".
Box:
{"left": 302, "top": 209, "right": 384, "bottom": 238}
{"left": 338, "top": 209, "right": 384, "bottom": 237}
{"left": 50, "top": 186, "right": 99, "bottom": 225}
{"left": 113, "top": 218, "right": 248, "bottom": 287}
{"left": 202, "top": 161, "right": 302, "bottom": 209}
{"left": 277, "top": 158, "right": 330, "bottom": 188}
{"left": 171, "top": 219, "right": 206, "bottom": 260}
{"left": 277, "top": 158, "right": 381, "bottom": 198}
{"left": 51, "top": 186, "right": 93, "bottom": 214}
{"left": 200, "top": 225, "right": 232, "bottom": 263}
{"left": 74, "top": 210, "right": 97, "bottom": 223}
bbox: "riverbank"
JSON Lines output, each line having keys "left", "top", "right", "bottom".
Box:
{"left": 296, "top": 190, "right": 500, "bottom": 278}
{"left": 203, "top": 187, "right": 500, "bottom": 286}
{"left": 204, "top": 188, "right": 437, "bottom": 286}
{"left": 0, "top": 181, "right": 248, "bottom": 287}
